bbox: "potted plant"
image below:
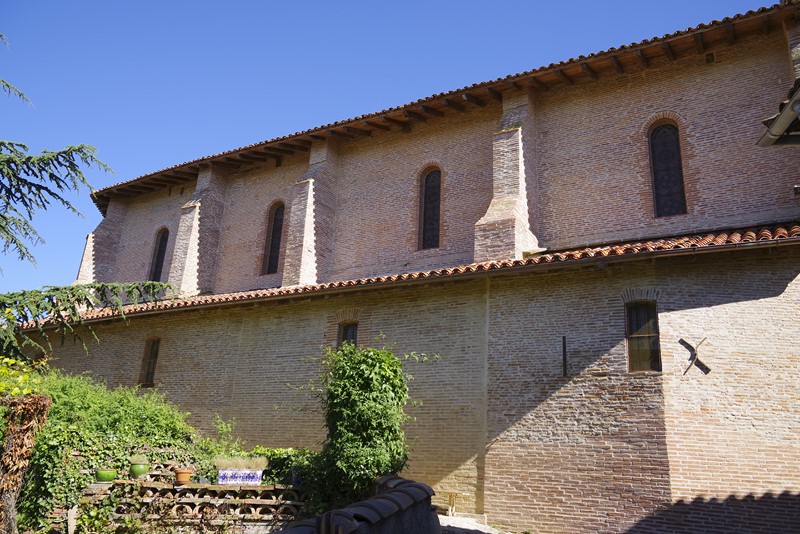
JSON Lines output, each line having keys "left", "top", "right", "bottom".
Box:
{"left": 174, "top": 464, "right": 194, "bottom": 485}
{"left": 214, "top": 456, "right": 267, "bottom": 485}
{"left": 128, "top": 454, "right": 149, "bottom": 479}
{"left": 95, "top": 468, "right": 117, "bottom": 482}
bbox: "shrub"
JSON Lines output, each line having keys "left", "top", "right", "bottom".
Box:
{"left": 305, "top": 343, "right": 410, "bottom": 512}
{"left": 14, "top": 369, "right": 208, "bottom": 531}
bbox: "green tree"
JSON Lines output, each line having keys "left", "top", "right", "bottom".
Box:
{"left": 0, "top": 33, "right": 169, "bottom": 533}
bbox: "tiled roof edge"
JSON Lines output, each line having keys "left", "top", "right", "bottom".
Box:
{"left": 69, "top": 222, "right": 800, "bottom": 324}
{"left": 92, "top": 3, "right": 785, "bottom": 199}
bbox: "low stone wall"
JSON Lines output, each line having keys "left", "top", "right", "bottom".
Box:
{"left": 278, "top": 476, "right": 440, "bottom": 534}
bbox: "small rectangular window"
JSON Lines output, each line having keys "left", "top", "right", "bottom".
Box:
{"left": 338, "top": 322, "right": 358, "bottom": 348}
{"left": 140, "top": 338, "right": 160, "bottom": 387}
{"left": 626, "top": 302, "right": 661, "bottom": 372}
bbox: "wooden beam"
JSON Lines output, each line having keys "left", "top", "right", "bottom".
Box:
{"left": 462, "top": 93, "right": 486, "bottom": 107}
{"left": 219, "top": 156, "right": 242, "bottom": 169}
{"left": 212, "top": 160, "right": 240, "bottom": 170}
{"left": 555, "top": 69, "right": 573, "bottom": 85}
{"left": 238, "top": 153, "right": 271, "bottom": 162}
{"left": 486, "top": 88, "right": 502, "bottom": 102}
{"left": 511, "top": 81, "right": 524, "bottom": 92}
{"left": 327, "top": 129, "right": 354, "bottom": 139}
{"left": 363, "top": 120, "right": 391, "bottom": 131}
{"left": 693, "top": 34, "right": 705, "bottom": 54}
{"left": 762, "top": 14, "right": 770, "bottom": 34}
{"left": 274, "top": 143, "right": 297, "bottom": 153}
{"left": 528, "top": 76, "right": 548, "bottom": 91}
{"left": 150, "top": 177, "right": 185, "bottom": 185}
{"left": 280, "top": 142, "right": 310, "bottom": 151}
{"left": 170, "top": 171, "right": 197, "bottom": 179}
{"left": 309, "top": 134, "right": 327, "bottom": 141}
{"left": 420, "top": 105, "right": 444, "bottom": 118}
{"left": 443, "top": 98, "right": 465, "bottom": 112}
{"left": 259, "top": 147, "right": 294, "bottom": 155}
{"left": 580, "top": 62, "right": 597, "bottom": 80}
{"left": 635, "top": 49, "right": 648, "bottom": 68}
{"left": 383, "top": 116, "right": 411, "bottom": 132}
{"left": 610, "top": 56, "right": 624, "bottom": 74}
{"left": 404, "top": 110, "right": 427, "bottom": 122}
{"left": 345, "top": 126, "right": 371, "bottom": 137}
{"left": 725, "top": 22, "right": 735, "bottom": 45}
{"left": 661, "top": 42, "right": 675, "bottom": 62}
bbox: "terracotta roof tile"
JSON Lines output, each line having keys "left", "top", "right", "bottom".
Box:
{"left": 72, "top": 222, "right": 799, "bottom": 323}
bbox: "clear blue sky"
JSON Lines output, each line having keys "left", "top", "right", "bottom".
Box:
{"left": 2, "top": 0, "right": 770, "bottom": 292}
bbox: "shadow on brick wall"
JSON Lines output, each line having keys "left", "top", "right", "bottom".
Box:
{"left": 626, "top": 491, "right": 800, "bottom": 534}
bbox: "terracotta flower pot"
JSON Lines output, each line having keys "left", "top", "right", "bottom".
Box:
{"left": 174, "top": 468, "right": 192, "bottom": 485}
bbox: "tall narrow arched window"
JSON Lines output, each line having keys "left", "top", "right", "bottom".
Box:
{"left": 649, "top": 123, "right": 687, "bottom": 217}
{"left": 149, "top": 229, "right": 169, "bottom": 282}
{"left": 420, "top": 169, "right": 441, "bottom": 249}
{"left": 261, "top": 202, "right": 285, "bottom": 275}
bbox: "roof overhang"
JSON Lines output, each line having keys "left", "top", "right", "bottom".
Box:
{"left": 91, "top": 3, "right": 796, "bottom": 215}
{"left": 55, "top": 222, "right": 799, "bottom": 326}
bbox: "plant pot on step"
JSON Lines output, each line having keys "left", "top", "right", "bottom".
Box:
{"left": 95, "top": 468, "right": 117, "bottom": 482}
{"left": 174, "top": 468, "right": 192, "bottom": 485}
{"left": 129, "top": 455, "right": 149, "bottom": 479}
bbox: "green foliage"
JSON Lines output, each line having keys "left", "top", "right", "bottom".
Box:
{"left": 14, "top": 369, "right": 206, "bottom": 532}
{"left": 305, "top": 343, "right": 410, "bottom": 511}
{"left": 0, "top": 140, "right": 109, "bottom": 266}
{"left": 248, "top": 446, "right": 317, "bottom": 486}
{"left": 0, "top": 357, "right": 41, "bottom": 397}
{"left": 1, "top": 281, "right": 171, "bottom": 362}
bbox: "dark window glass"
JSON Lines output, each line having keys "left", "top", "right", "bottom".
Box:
{"left": 338, "top": 322, "right": 358, "bottom": 348}
{"left": 149, "top": 229, "right": 169, "bottom": 282}
{"left": 650, "top": 124, "right": 687, "bottom": 217}
{"left": 626, "top": 301, "right": 661, "bottom": 372}
{"left": 141, "top": 338, "right": 160, "bottom": 387}
{"left": 262, "top": 203, "right": 285, "bottom": 275}
{"left": 420, "top": 170, "right": 441, "bottom": 249}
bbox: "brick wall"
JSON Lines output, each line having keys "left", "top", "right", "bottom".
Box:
{"left": 54, "top": 246, "right": 800, "bottom": 532}
{"left": 81, "top": 30, "right": 800, "bottom": 293}
{"left": 534, "top": 30, "right": 799, "bottom": 250}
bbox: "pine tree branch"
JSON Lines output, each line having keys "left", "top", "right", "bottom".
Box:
{"left": 0, "top": 142, "right": 109, "bottom": 264}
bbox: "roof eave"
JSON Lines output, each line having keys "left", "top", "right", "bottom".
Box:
{"left": 91, "top": 3, "right": 793, "bottom": 215}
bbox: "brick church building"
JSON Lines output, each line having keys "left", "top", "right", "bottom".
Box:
{"left": 54, "top": 2, "right": 800, "bottom": 532}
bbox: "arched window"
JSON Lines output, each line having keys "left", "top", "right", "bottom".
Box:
{"left": 261, "top": 202, "right": 285, "bottom": 275}
{"left": 649, "top": 123, "right": 687, "bottom": 217}
{"left": 419, "top": 169, "right": 441, "bottom": 249}
{"left": 149, "top": 229, "right": 169, "bottom": 282}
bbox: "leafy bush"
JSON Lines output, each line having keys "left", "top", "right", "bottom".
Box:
{"left": 14, "top": 369, "right": 209, "bottom": 531}
{"left": 304, "top": 343, "right": 410, "bottom": 512}
{"left": 248, "top": 446, "right": 317, "bottom": 485}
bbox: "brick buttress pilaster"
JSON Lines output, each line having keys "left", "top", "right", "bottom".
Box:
{"left": 474, "top": 93, "right": 541, "bottom": 263}
{"left": 168, "top": 165, "right": 227, "bottom": 295}
{"left": 86, "top": 199, "right": 128, "bottom": 283}
{"left": 282, "top": 141, "right": 337, "bottom": 286}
